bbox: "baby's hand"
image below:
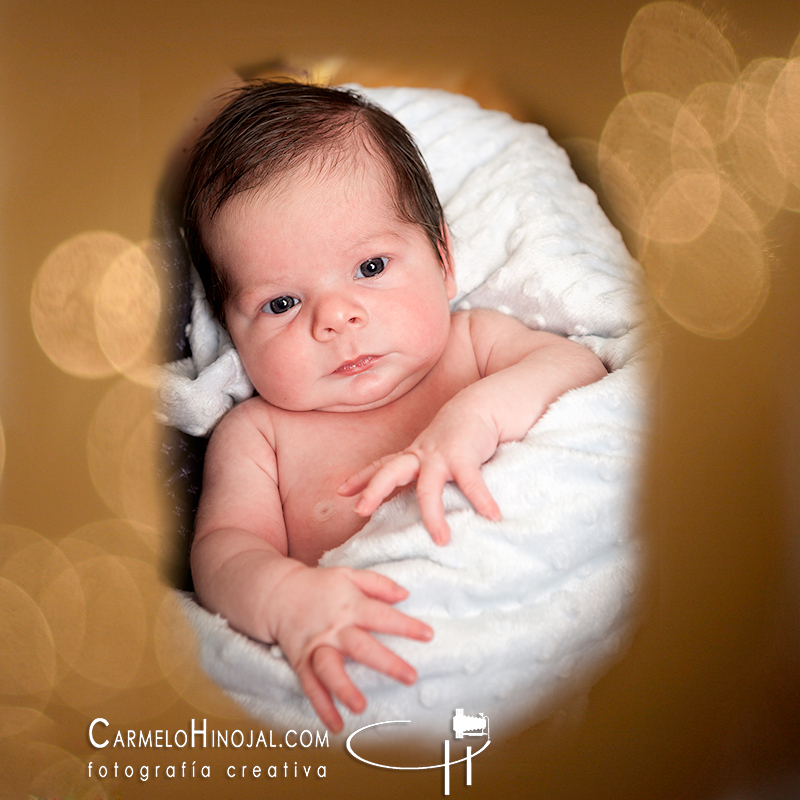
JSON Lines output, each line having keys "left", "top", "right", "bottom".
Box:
{"left": 267, "top": 564, "right": 432, "bottom": 732}
{"left": 338, "top": 395, "right": 502, "bottom": 545}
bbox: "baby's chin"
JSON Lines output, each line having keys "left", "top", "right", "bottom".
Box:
{"left": 313, "top": 396, "right": 397, "bottom": 413}
{"left": 261, "top": 378, "right": 416, "bottom": 414}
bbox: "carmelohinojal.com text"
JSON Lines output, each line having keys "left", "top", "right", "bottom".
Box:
{"left": 87, "top": 718, "right": 329, "bottom": 783}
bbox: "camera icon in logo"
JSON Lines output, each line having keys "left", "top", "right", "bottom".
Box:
{"left": 452, "top": 709, "right": 489, "bottom": 739}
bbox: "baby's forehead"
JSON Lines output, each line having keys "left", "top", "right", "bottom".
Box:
{"left": 210, "top": 154, "right": 415, "bottom": 272}
{"left": 217, "top": 145, "right": 399, "bottom": 233}
{"left": 270, "top": 140, "right": 395, "bottom": 196}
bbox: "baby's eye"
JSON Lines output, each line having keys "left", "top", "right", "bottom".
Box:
{"left": 355, "top": 257, "right": 387, "bottom": 279}
{"left": 262, "top": 295, "right": 299, "bottom": 314}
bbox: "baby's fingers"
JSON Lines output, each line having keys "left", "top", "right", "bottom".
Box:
{"left": 350, "top": 453, "right": 421, "bottom": 517}
{"left": 415, "top": 460, "right": 451, "bottom": 545}
{"left": 365, "top": 600, "right": 434, "bottom": 643}
{"left": 297, "top": 650, "right": 349, "bottom": 732}
{"left": 339, "top": 626, "right": 417, "bottom": 686}
{"left": 348, "top": 568, "right": 409, "bottom": 604}
{"left": 337, "top": 461, "right": 381, "bottom": 497}
{"left": 312, "top": 646, "right": 367, "bottom": 715}
{"left": 347, "top": 577, "right": 433, "bottom": 642}
{"left": 450, "top": 461, "right": 502, "bottom": 523}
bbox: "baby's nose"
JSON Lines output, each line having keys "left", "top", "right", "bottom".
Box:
{"left": 311, "top": 293, "right": 367, "bottom": 340}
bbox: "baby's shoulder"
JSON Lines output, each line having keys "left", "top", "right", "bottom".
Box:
{"left": 451, "top": 307, "right": 549, "bottom": 376}
{"left": 210, "top": 394, "right": 277, "bottom": 449}
{"left": 452, "top": 307, "right": 528, "bottom": 343}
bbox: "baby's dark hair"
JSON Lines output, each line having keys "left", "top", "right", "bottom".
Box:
{"left": 182, "top": 79, "right": 447, "bottom": 323}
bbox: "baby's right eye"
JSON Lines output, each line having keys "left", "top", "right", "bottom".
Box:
{"left": 262, "top": 296, "right": 299, "bottom": 315}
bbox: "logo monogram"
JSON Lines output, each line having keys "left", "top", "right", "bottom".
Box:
{"left": 346, "top": 712, "right": 491, "bottom": 796}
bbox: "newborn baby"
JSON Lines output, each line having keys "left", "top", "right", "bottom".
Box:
{"left": 183, "top": 80, "right": 607, "bottom": 731}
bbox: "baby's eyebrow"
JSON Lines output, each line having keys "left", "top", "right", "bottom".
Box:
{"left": 227, "top": 271, "right": 292, "bottom": 305}
{"left": 346, "top": 230, "right": 405, "bottom": 254}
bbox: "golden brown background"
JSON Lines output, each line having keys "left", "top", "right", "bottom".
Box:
{"left": 2, "top": 0, "right": 799, "bottom": 797}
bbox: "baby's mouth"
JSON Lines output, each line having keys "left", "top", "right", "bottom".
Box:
{"left": 333, "top": 355, "right": 381, "bottom": 375}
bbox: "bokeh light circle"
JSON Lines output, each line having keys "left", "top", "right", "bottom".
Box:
{"left": 31, "top": 231, "right": 133, "bottom": 378}
{"left": 87, "top": 377, "right": 165, "bottom": 529}
{"left": 0, "top": 578, "right": 57, "bottom": 697}
{"left": 766, "top": 58, "right": 800, "bottom": 192}
{"left": 0, "top": 706, "right": 50, "bottom": 738}
{"left": 642, "top": 168, "right": 721, "bottom": 244}
{"left": 0, "top": 526, "right": 87, "bottom": 674}
{"left": 684, "top": 81, "right": 740, "bottom": 145}
{"left": 600, "top": 92, "right": 688, "bottom": 238}
{"left": 52, "top": 532, "right": 148, "bottom": 696}
{"left": 94, "top": 239, "right": 163, "bottom": 382}
{"left": 642, "top": 184, "right": 768, "bottom": 337}
{"left": 621, "top": 1, "right": 738, "bottom": 100}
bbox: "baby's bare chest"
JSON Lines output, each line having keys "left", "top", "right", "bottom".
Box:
{"left": 271, "top": 359, "right": 480, "bottom": 564}
{"left": 274, "top": 413, "right": 419, "bottom": 563}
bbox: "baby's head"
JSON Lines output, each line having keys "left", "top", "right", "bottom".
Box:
{"left": 182, "top": 80, "right": 449, "bottom": 326}
{"left": 181, "top": 80, "right": 457, "bottom": 413}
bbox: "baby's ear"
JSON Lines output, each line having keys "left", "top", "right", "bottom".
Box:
{"left": 440, "top": 224, "right": 457, "bottom": 300}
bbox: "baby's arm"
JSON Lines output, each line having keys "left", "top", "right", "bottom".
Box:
{"left": 191, "top": 403, "right": 432, "bottom": 731}
{"left": 340, "top": 309, "right": 607, "bottom": 543}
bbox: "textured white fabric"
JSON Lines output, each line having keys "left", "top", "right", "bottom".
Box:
{"left": 155, "top": 267, "right": 253, "bottom": 438}
{"left": 174, "top": 85, "right": 653, "bottom": 740}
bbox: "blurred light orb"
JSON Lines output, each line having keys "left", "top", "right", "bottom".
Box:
{"left": 621, "top": 1, "right": 738, "bottom": 100}
{"left": 642, "top": 168, "right": 721, "bottom": 244}
{"left": 62, "top": 553, "right": 147, "bottom": 690}
{"left": 767, "top": 57, "right": 800, "bottom": 192}
{"left": 0, "top": 578, "right": 57, "bottom": 697}
{"left": 31, "top": 232, "right": 132, "bottom": 378}
{"left": 87, "top": 378, "right": 164, "bottom": 528}
{"left": 642, "top": 185, "right": 768, "bottom": 338}
{"left": 684, "top": 81, "right": 740, "bottom": 145}
{"left": 593, "top": 0, "right": 797, "bottom": 339}
{"left": 0, "top": 526, "right": 87, "bottom": 674}
{"left": 0, "top": 706, "right": 50, "bottom": 738}
{"left": 95, "top": 239, "right": 162, "bottom": 381}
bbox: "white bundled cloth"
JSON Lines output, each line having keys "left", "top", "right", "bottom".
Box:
{"left": 155, "top": 271, "right": 253, "bottom": 438}
{"left": 168, "top": 86, "right": 652, "bottom": 740}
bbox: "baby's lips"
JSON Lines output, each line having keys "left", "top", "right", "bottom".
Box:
{"left": 332, "top": 354, "right": 381, "bottom": 376}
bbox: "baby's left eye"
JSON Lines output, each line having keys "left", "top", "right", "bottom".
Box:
{"left": 355, "top": 257, "right": 387, "bottom": 279}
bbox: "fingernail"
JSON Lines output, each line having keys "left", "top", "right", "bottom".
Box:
{"left": 355, "top": 498, "right": 368, "bottom": 515}
{"left": 352, "top": 696, "right": 367, "bottom": 713}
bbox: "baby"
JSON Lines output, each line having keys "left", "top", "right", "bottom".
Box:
{"left": 183, "top": 80, "right": 607, "bottom": 732}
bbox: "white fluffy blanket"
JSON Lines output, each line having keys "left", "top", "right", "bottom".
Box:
{"left": 169, "top": 86, "right": 652, "bottom": 740}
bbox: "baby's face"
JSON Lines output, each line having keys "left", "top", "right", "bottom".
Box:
{"left": 206, "top": 158, "right": 456, "bottom": 412}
